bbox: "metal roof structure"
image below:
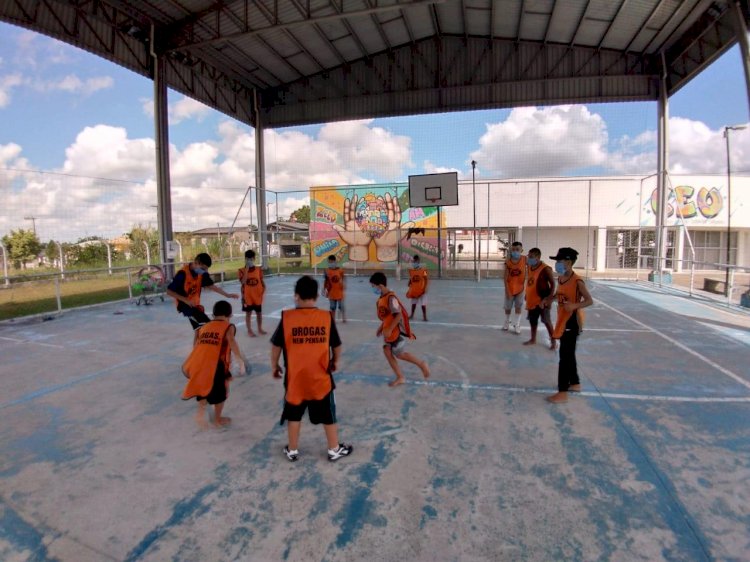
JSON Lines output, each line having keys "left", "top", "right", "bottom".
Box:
{"left": 2, "top": 1, "right": 748, "bottom": 128}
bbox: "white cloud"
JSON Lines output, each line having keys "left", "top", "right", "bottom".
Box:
{"left": 0, "top": 74, "right": 23, "bottom": 107}
{"left": 141, "top": 95, "right": 212, "bottom": 124}
{"left": 36, "top": 74, "right": 114, "bottom": 95}
{"left": 61, "top": 125, "right": 155, "bottom": 180}
{"left": 14, "top": 31, "right": 74, "bottom": 68}
{"left": 470, "top": 106, "right": 608, "bottom": 177}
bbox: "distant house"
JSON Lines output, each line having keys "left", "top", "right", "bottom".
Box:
{"left": 188, "top": 226, "right": 256, "bottom": 247}
{"left": 267, "top": 221, "right": 309, "bottom": 243}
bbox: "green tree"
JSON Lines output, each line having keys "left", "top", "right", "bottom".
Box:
{"left": 67, "top": 237, "right": 118, "bottom": 267}
{"left": 45, "top": 240, "right": 61, "bottom": 267}
{"left": 290, "top": 205, "right": 310, "bottom": 224}
{"left": 126, "top": 225, "right": 159, "bottom": 262}
{"left": 2, "top": 229, "right": 42, "bottom": 269}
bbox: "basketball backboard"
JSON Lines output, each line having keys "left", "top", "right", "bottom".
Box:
{"left": 408, "top": 172, "right": 459, "bottom": 207}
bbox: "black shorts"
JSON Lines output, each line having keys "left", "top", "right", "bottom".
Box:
{"left": 527, "top": 306, "right": 551, "bottom": 326}
{"left": 280, "top": 391, "right": 336, "bottom": 425}
{"left": 187, "top": 308, "right": 211, "bottom": 330}
{"left": 242, "top": 304, "right": 262, "bottom": 313}
{"left": 197, "top": 363, "right": 230, "bottom": 405}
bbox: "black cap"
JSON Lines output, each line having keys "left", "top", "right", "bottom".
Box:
{"left": 550, "top": 247, "right": 578, "bottom": 261}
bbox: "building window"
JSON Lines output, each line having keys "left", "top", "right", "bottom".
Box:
{"left": 683, "top": 231, "right": 737, "bottom": 269}
{"left": 605, "top": 229, "right": 675, "bottom": 269}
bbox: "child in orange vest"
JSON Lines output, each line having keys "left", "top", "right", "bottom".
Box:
{"left": 238, "top": 249, "right": 266, "bottom": 337}
{"left": 406, "top": 254, "right": 429, "bottom": 321}
{"left": 182, "top": 300, "right": 247, "bottom": 428}
{"left": 370, "top": 271, "right": 430, "bottom": 387}
{"left": 523, "top": 248, "right": 556, "bottom": 350}
{"left": 166, "top": 253, "right": 239, "bottom": 330}
{"left": 270, "top": 276, "right": 352, "bottom": 462}
{"left": 546, "top": 247, "right": 593, "bottom": 404}
{"left": 503, "top": 241, "right": 527, "bottom": 334}
{"left": 323, "top": 254, "right": 346, "bottom": 323}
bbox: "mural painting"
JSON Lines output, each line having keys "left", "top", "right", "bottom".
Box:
{"left": 310, "top": 185, "right": 446, "bottom": 269}
{"left": 648, "top": 185, "right": 724, "bottom": 221}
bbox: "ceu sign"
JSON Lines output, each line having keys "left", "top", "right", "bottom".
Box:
{"left": 650, "top": 185, "right": 723, "bottom": 219}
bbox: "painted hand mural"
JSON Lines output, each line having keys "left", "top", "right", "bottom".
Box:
{"left": 332, "top": 192, "right": 414, "bottom": 262}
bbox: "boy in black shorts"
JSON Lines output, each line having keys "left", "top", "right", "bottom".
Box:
{"left": 270, "top": 275, "right": 352, "bottom": 462}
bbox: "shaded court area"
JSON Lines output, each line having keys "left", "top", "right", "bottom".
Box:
{"left": 1, "top": 275, "right": 749, "bottom": 561}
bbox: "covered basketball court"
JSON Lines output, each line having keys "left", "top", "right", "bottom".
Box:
{"left": 2, "top": 1, "right": 750, "bottom": 561}
{"left": 1, "top": 276, "right": 749, "bottom": 560}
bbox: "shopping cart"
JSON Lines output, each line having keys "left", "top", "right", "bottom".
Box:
{"left": 132, "top": 265, "right": 166, "bottom": 305}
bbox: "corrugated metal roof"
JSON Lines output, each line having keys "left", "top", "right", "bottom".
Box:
{"left": 0, "top": 0, "right": 743, "bottom": 128}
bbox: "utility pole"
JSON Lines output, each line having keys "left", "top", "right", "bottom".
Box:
{"left": 24, "top": 216, "right": 37, "bottom": 235}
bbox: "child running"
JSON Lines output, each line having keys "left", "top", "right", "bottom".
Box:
{"left": 270, "top": 275, "right": 352, "bottom": 462}
{"left": 323, "top": 254, "right": 346, "bottom": 323}
{"left": 546, "top": 247, "right": 593, "bottom": 404}
{"left": 238, "top": 249, "right": 266, "bottom": 337}
{"left": 523, "top": 248, "right": 557, "bottom": 350}
{"left": 406, "top": 254, "right": 429, "bottom": 321}
{"left": 182, "top": 300, "right": 246, "bottom": 428}
{"left": 369, "top": 271, "right": 430, "bottom": 387}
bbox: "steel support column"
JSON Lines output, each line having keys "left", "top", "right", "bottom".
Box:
{"left": 254, "top": 90, "right": 269, "bottom": 267}
{"left": 654, "top": 53, "right": 669, "bottom": 277}
{"left": 732, "top": 0, "right": 750, "bottom": 116}
{"left": 152, "top": 31, "right": 174, "bottom": 278}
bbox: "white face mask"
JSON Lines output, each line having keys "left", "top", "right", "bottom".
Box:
{"left": 246, "top": 259, "right": 255, "bottom": 267}
{"left": 413, "top": 262, "right": 421, "bottom": 269}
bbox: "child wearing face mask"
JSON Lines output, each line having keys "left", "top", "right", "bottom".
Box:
{"left": 322, "top": 254, "right": 346, "bottom": 323}
{"left": 238, "top": 249, "right": 266, "bottom": 337}
{"left": 370, "top": 271, "right": 430, "bottom": 387}
{"left": 523, "top": 248, "right": 556, "bottom": 350}
{"left": 167, "top": 253, "right": 239, "bottom": 330}
{"left": 503, "top": 241, "right": 527, "bottom": 334}
{"left": 406, "top": 254, "right": 429, "bottom": 321}
{"left": 546, "top": 247, "right": 593, "bottom": 404}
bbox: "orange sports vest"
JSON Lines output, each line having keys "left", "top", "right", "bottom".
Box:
{"left": 526, "top": 262, "right": 551, "bottom": 310}
{"left": 282, "top": 308, "right": 333, "bottom": 405}
{"left": 239, "top": 266, "right": 264, "bottom": 306}
{"left": 324, "top": 268, "right": 345, "bottom": 300}
{"left": 181, "top": 320, "right": 232, "bottom": 399}
{"left": 552, "top": 272, "right": 587, "bottom": 339}
{"left": 406, "top": 268, "right": 428, "bottom": 299}
{"left": 376, "top": 291, "right": 414, "bottom": 343}
{"left": 177, "top": 264, "right": 202, "bottom": 309}
{"left": 505, "top": 255, "right": 527, "bottom": 296}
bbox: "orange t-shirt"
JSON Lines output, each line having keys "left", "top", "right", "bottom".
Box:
{"left": 239, "top": 266, "right": 264, "bottom": 306}
{"left": 552, "top": 272, "right": 587, "bottom": 339}
{"left": 282, "top": 308, "right": 333, "bottom": 405}
{"left": 181, "top": 320, "right": 233, "bottom": 399}
{"left": 525, "top": 261, "right": 552, "bottom": 310}
{"left": 376, "top": 291, "right": 413, "bottom": 343}
{"left": 505, "top": 256, "right": 527, "bottom": 296}
{"left": 324, "top": 267, "right": 345, "bottom": 300}
{"left": 406, "top": 268, "right": 428, "bottom": 299}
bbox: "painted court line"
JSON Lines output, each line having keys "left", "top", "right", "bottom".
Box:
{"left": 0, "top": 335, "right": 64, "bottom": 349}
{"left": 339, "top": 373, "right": 750, "bottom": 403}
{"left": 594, "top": 296, "right": 750, "bottom": 390}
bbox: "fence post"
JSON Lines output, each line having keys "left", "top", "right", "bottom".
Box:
{"left": 689, "top": 259, "right": 695, "bottom": 297}
{"left": 127, "top": 269, "right": 133, "bottom": 300}
{"left": 55, "top": 241, "right": 65, "bottom": 280}
{"left": 728, "top": 267, "right": 735, "bottom": 306}
{"left": 0, "top": 241, "right": 8, "bottom": 286}
{"left": 55, "top": 276, "right": 62, "bottom": 313}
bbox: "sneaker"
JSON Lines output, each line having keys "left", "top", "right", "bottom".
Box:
{"left": 513, "top": 323, "right": 522, "bottom": 335}
{"left": 327, "top": 443, "right": 353, "bottom": 462}
{"left": 283, "top": 445, "right": 299, "bottom": 462}
{"left": 502, "top": 318, "right": 510, "bottom": 331}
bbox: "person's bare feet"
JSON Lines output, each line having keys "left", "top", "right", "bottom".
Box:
{"left": 423, "top": 317, "right": 428, "bottom": 322}
{"left": 247, "top": 331, "right": 256, "bottom": 337}
{"left": 388, "top": 377, "right": 406, "bottom": 387}
{"left": 523, "top": 339, "right": 536, "bottom": 346}
{"left": 195, "top": 412, "right": 209, "bottom": 429}
{"left": 549, "top": 340, "right": 557, "bottom": 351}
{"left": 546, "top": 392, "right": 568, "bottom": 403}
{"left": 258, "top": 329, "right": 267, "bottom": 335}
{"left": 214, "top": 416, "right": 232, "bottom": 427}
{"left": 420, "top": 361, "right": 430, "bottom": 379}
{"left": 568, "top": 384, "right": 582, "bottom": 392}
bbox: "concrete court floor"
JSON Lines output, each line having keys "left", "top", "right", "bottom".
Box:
{"left": 1, "top": 274, "right": 749, "bottom": 562}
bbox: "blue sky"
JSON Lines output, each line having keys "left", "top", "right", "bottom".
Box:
{"left": 1, "top": 20, "right": 749, "bottom": 239}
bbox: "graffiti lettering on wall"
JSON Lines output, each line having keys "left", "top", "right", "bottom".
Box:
{"left": 315, "top": 208, "right": 337, "bottom": 223}
{"left": 314, "top": 238, "right": 340, "bottom": 257}
{"left": 649, "top": 185, "right": 723, "bottom": 219}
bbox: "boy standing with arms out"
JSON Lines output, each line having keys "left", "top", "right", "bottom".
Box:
{"left": 546, "top": 248, "right": 593, "bottom": 404}
{"left": 523, "top": 248, "right": 557, "bottom": 350}
{"left": 270, "top": 276, "right": 352, "bottom": 462}
{"left": 182, "top": 300, "right": 246, "bottom": 428}
{"left": 238, "top": 249, "right": 266, "bottom": 337}
{"left": 370, "top": 272, "right": 430, "bottom": 387}
{"left": 167, "top": 253, "right": 239, "bottom": 330}
{"left": 503, "top": 241, "right": 527, "bottom": 334}
{"left": 406, "top": 254, "right": 429, "bottom": 321}
{"left": 323, "top": 254, "right": 346, "bottom": 323}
